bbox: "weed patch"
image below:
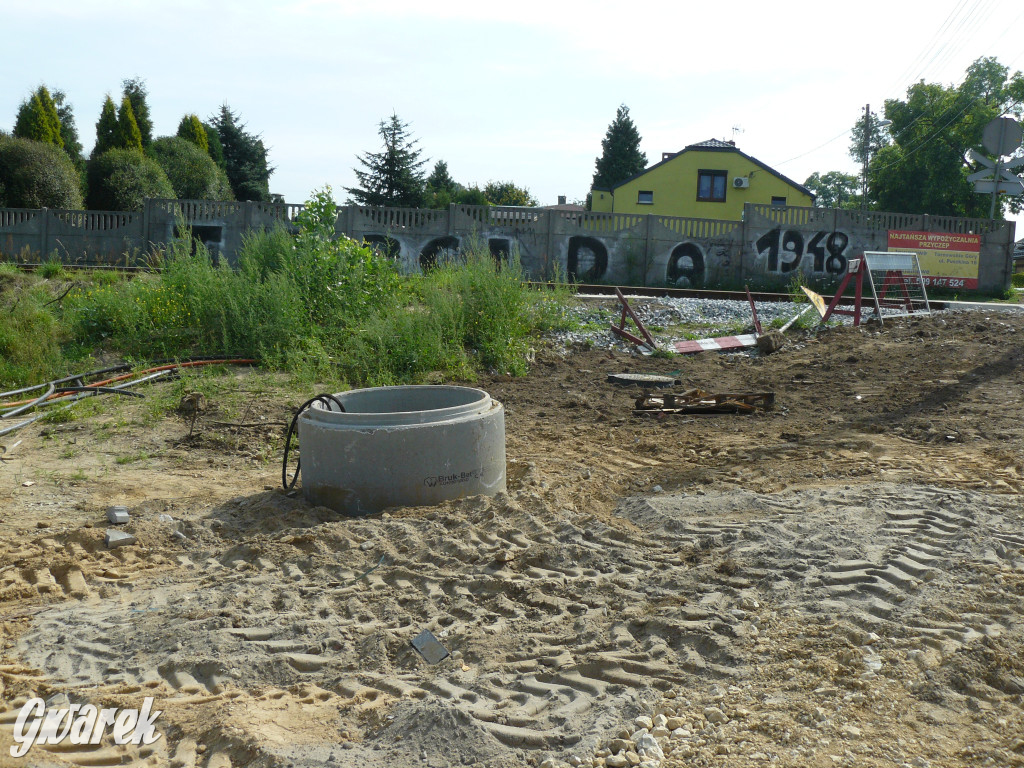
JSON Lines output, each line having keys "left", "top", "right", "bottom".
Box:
{"left": 0, "top": 187, "right": 576, "bottom": 390}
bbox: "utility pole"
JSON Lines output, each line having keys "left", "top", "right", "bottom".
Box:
{"left": 860, "top": 104, "right": 891, "bottom": 212}
{"left": 989, "top": 119, "right": 1006, "bottom": 220}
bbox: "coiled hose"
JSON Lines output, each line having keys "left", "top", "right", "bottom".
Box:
{"left": 281, "top": 394, "right": 346, "bottom": 491}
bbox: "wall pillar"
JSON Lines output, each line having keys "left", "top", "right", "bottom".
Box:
{"left": 40, "top": 207, "right": 49, "bottom": 259}
{"left": 643, "top": 213, "right": 654, "bottom": 286}
{"left": 545, "top": 210, "right": 556, "bottom": 275}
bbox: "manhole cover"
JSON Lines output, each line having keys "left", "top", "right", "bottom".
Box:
{"left": 607, "top": 373, "right": 680, "bottom": 387}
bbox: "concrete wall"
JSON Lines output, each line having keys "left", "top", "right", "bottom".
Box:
{"left": 0, "top": 199, "right": 1016, "bottom": 293}
{"left": 0, "top": 208, "right": 145, "bottom": 265}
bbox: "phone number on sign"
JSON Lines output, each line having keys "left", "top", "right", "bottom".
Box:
{"left": 923, "top": 277, "right": 975, "bottom": 289}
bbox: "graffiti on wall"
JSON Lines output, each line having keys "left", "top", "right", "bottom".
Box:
{"left": 667, "top": 243, "right": 706, "bottom": 287}
{"left": 420, "top": 236, "right": 460, "bottom": 270}
{"left": 488, "top": 238, "right": 511, "bottom": 263}
{"left": 567, "top": 236, "right": 608, "bottom": 282}
{"left": 362, "top": 234, "right": 401, "bottom": 259}
{"left": 754, "top": 227, "right": 850, "bottom": 275}
{"left": 362, "top": 233, "right": 524, "bottom": 272}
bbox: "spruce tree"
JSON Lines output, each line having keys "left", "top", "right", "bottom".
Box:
{"left": 426, "top": 160, "right": 456, "bottom": 194}
{"left": 94, "top": 96, "right": 119, "bottom": 156}
{"left": 424, "top": 160, "right": 458, "bottom": 208}
{"left": 592, "top": 104, "right": 647, "bottom": 190}
{"left": 202, "top": 122, "right": 226, "bottom": 170}
{"left": 210, "top": 104, "right": 272, "bottom": 201}
{"left": 346, "top": 113, "right": 427, "bottom": 208}
{"left": 52, "top": 90, "right": 83, "bottom": 167}
{"left": 114, "top": 96, "right": 143, "bottom": 151}
{"left": 176, "top": 114, "right": 209, "bottom": 153}
{"left": 121, "top": 77, "right": 153, "bottom": 147}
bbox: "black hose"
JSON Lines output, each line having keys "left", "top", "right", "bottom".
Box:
{"left": 54, "top": 386, "right": 144, "bottom": 398}
{"left": 282, "top": 394, "right": 346, "bottom": 491}
{"left": 0, "top": 357, "right": 257, "bottom": 402}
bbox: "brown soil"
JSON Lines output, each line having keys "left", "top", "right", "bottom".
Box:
{"left": 1, "top": 308, "right": 1023, "bottom": 768}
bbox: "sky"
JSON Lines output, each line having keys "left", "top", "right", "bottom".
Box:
{"left": 2, "top": 0, "right": 1023, "bottom": 235}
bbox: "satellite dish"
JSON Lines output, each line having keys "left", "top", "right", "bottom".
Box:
{"left": 982, "top": 117, "right": 1022, "bottom": 157}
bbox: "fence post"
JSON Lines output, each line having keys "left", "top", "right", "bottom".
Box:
{"left": 142, "top": 199, "right": 152, "bottom": 258}
{"left": 345, "top": 205, "right": 357, "bottom": 239}
{"left": 740, "top": 203, "right": 751, "bottom": 285}
{"left": 545, "top": 210, "right": 555, "bottom": 275}
{"left": 643, "top": 213, "right": 654, "bottom": 286}
{"left": 40, "top": 207, "right": 49, "bottom": 260}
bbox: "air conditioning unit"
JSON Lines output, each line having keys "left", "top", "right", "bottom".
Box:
{"left": 733, "top": 176, "right": 750, "bottom": 189}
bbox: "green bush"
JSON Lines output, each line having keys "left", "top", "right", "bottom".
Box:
{"left": 86, "top": 148, "right": 174, "bottom": 211}
{"left": 0, "top": 275, "right": 69, "bottom": 388}
{"left": 1012, "top": 272, "right": 1024, "bottom": 288}
{"left": 149, "top": 137, "right": 232, "bottom": 200}
{"left": 39, "top": 253, "right": 69, "bottom": 279}
{"left": 0, "top": 135, "right": 84, "bottom": 209}
{"left": 283, "top": 188, "right": 403, "bottom": 327}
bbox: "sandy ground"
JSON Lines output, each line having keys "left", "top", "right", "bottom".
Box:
{"left": 1, "top": 306, "right": 1023, "bottom": 768}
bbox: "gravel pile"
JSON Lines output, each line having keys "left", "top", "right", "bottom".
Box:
{"left": 548, "top": 294, "right": 939, "bottom": 353}
{"left": 549, "top": 296, "right": 812, "bottom": 352}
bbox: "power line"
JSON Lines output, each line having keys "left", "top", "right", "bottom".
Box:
{"left": 885, "top": 0, "right": 973, "bottom": 96}
{"left": 773, "top": 128, "right": 854, "bottom": 167}
{"left": 927, "top": 0, "right": 999, "bottom": 77}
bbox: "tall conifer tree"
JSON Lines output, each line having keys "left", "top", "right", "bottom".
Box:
{"left": 121, "top": 77, "right": 153, "bottom": 147}
{"left": 592, "top": 105, "right": 647, "bottom": 190}
{"left": 346, "top": 113, "right": 426, "bottom": 208}
{"left": 94, "top": 96, "right": 119, "bottom": 156}
{"left": 114, "top": 96, "right": 143, "bottom": 151}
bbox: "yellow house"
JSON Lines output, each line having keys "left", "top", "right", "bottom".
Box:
{"left": 591, "top": 138, "right": 814, "bottom": 219}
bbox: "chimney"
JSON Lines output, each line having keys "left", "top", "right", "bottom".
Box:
{"left": 557, "top": 195, "right": 566, "bottom": 205}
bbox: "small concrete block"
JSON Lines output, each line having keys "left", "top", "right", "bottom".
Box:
{"left": 756, "top": 330, "right": 785, "bottom": 355}
{"left": 106, "top": 506, "right": 130, "bottom": 524}
{"left": 105, "top": 529, "right": 136, "bottom": 549}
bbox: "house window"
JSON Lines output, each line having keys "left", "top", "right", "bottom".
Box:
{"left": 697, "top": 170, "right": 727, "bottom": 202}
{"left": 637, "top": 190, "right": 654, "bottom": 205}
{"left": 771, "top": 196, "right": 787, "bottom": 206}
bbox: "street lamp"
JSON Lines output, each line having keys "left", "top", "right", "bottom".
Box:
{"left": 861, "top": 103, "right": 892, "bottom": 212}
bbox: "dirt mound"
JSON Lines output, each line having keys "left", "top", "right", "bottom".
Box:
{"left": 2, "top": 309, "right": 1024, "bottom": 767}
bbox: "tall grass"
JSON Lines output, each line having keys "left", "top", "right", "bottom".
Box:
{"left": 340, "top": 240, "right": 573, "bottom": 385}
{"left": 0, "top": 266, "right": 70, "bottom": 386}
{"left": 0, "top": 188, "right": 576, "bottom": 389}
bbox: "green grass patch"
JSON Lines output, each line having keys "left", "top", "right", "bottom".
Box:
{"left": 0, "top": 188, "right": 577, "bottom": 392}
